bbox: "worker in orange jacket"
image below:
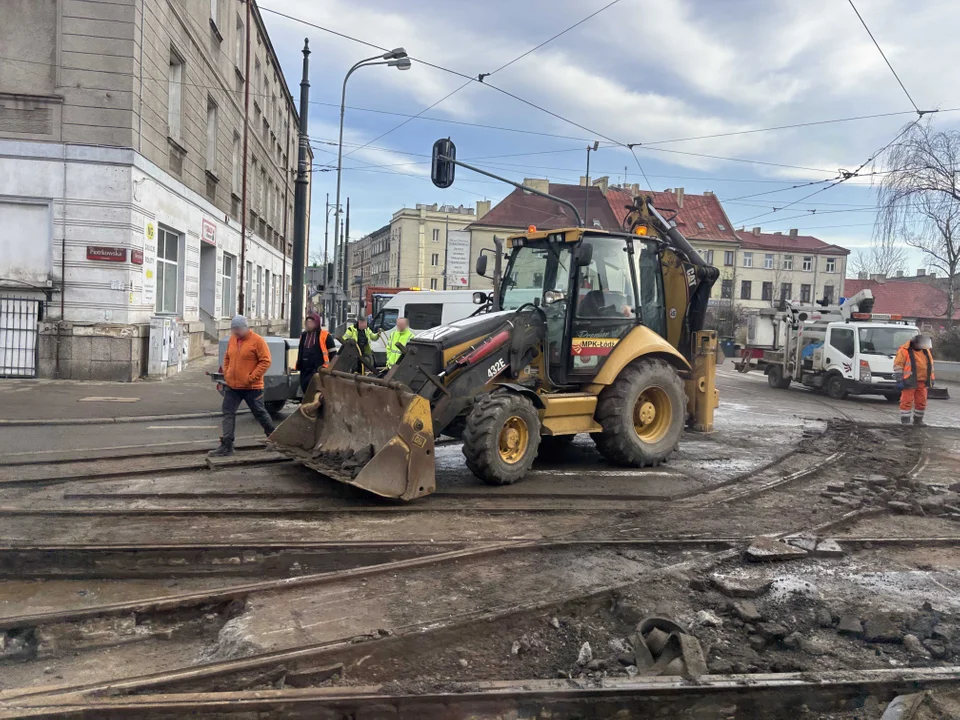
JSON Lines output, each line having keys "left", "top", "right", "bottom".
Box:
{"left": 893, "top": 333, "right": 935, "bottom": 426}
{"left": 210, "top": 315, "right": 276, "bottom": 457}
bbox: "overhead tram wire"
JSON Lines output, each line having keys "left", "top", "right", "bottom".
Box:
{"left": 338, "top": 0, "right": 625, "bottom": 161}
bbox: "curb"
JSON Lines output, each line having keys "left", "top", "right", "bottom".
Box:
{"left": 0, "top": 409, "right": 253, "bottom": 427}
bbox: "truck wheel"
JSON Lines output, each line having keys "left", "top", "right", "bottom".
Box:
{"left": 592, "top": 359, "right": 685, "bottom": 467}
{"left": 767, "top": 366, "right": 791, "bottom": 389}
{"left": 825, "top": 375, "right": 848, "bottom": 400}
{"left": 462, "top": 392, "right": 542, "bottom": 485}
{"left": 265, "top": 400, "right": 287, "bottom": 417}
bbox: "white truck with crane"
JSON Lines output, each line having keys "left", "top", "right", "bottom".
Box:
{"left": 738, "top": 289, "right": 920, "bottom": 401}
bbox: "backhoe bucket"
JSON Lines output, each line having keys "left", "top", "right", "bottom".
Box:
{"left": 268, "top": 371, "right": 436, "bottom": 500}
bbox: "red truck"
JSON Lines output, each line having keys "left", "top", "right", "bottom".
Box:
{"left": 363, "top": 286, "right": 413, "bottom": 318}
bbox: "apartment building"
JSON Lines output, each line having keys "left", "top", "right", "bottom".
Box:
{"left": 0, "top": 0, "right": 310, "bottom": 380}
{"left": 732, "top": 229, "right": 849, "bottom": 310}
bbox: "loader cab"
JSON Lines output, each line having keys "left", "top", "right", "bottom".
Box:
{"left": 499, "top": 230, "right": 665, "bottom": 385}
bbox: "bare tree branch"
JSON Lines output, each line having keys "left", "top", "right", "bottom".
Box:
{"left": 875, "top": 119, "right": 960, "bottom": 321}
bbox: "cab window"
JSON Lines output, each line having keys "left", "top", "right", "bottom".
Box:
{"left": 374, "top": 308, "right": 398, "bottom": 332}
{"left": 635, "top": 239, "right": 665, "bottom": 338}
{"left": 829, "top": 327, "right": 855, "bottom": 357}
{"left": 576, "top": 238, "right": 636, "bottom": 319}
{"left": 405, "top": 303, "right": 443, "bottom": 329}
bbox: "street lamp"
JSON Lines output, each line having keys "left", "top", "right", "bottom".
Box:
{"left": 332, "top": 48, "right": 411, "bottom": 324}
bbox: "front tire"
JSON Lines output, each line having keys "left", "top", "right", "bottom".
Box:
{"left": 825, "top": 374, "right": 847, "bottom": 400}
{"left": 462, "top": 392, "right": 541, "bottom": 485}
{"left": 592, "top": 359, "right": 685, "bottom": 467}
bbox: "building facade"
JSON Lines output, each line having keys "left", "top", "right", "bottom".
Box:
{"left": 0, "top": 0, "right": 310, "bottom": 380}
{"left": 733, "top": 229, "right": 849, "bottom": 310}
{"left": 346, "top": 203, "right": 486, "bottom": 315}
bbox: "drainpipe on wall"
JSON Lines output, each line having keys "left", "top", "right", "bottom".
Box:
{"left": 237, "top": 0, "right": 252, "bottom": 315}
{"left": 56, "top": 141, "right": 67, "bottom": 378}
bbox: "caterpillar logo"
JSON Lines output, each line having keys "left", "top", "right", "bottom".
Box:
{"left": 571, "top": 337, "right": 618, "bottom": 357}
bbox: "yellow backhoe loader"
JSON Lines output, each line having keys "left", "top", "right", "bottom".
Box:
{"left": 269, "top": 140, "right": 720, "bottom": 500}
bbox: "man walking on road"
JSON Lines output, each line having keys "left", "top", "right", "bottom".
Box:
{"left": 894, "top": 333, "right": 935, "bottom": 426}
{"left": 385, "top": 316, "right": 414, "bottom": 369}
{"left": 209, "top": 315, "right": 276, "bottom": 457}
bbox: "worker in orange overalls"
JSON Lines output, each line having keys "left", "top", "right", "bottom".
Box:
{"left": 893, "top": 333, "right": 935, "bottom": 426}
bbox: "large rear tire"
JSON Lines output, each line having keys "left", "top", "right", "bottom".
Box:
{"left": 592, "top": 359, "right": 685, "bottom": 467}
{"left": 265, "top": 400, "right": 286, "bottom": 417}
{"left": 463, "top": 392, "right": 542, "bottom": 485}
{"left": 767, "top": 366, "right": 791, "bottom": 389}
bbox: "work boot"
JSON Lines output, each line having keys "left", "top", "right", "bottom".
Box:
{"left": 914, "top": 415, "right": 925, "bottom": 426}
{"left": 208, "top": 442, "right": 234, "bottom": 457}
{"left": 900, "top": 416, "right": 911, "bottom": 426}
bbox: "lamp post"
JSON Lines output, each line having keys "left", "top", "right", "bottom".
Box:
{"left": 332, "top": 48, "right": 411, "bottom": 324}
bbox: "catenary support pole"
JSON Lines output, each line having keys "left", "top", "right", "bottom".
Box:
{"left": 290, "top": 38, "right": 311, "bottom": 338}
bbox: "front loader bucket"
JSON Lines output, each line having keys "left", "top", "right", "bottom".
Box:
{"left": 267, "top": 370, "right": 436, "bottom": 500}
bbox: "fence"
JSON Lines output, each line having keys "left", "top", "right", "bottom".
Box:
{"left": 0, "top": 296, "right": 41, "bottom": 378}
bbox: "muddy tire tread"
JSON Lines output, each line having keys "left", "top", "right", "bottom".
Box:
{"left": 462, "top": 392, "right": 541, "bottom": 485}
{"left": 592, "top": 358, "right": 685, "bottom": 467}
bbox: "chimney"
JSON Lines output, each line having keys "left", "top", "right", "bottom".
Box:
{"left": 896, "top": 270, "right": 904, "bottom": 278}
{"left": 752, "top": 227, "right": 761, "bottom": 236}
{"left": 858, "top": 272, "right": 868, "bottom": 280}
{"left": 917, "top": 268, "right": 926, "bottom": 277}
{"left": 676, "top": 187, "right": 684, "bottom": 208}
{"left": 579, "top": 176, "right": 588, "bottom": 187}
{"left": 870, "top": 273, "right": 887, "bottom": 283}
{"left": 592, "top": 176, "right": 609, "bottom": 194}
{"left": 630, "top": 183, "right": 640, "bottom": 195}
{"left": 475, "top": 199, "right": 491, "bottom": 219}
{"left": 522, "top": 178, "right": 550, "bottom": 195}
{"left": 774, "top": 231, "right": 783, "bottom": 235}
{"left": 789, "top": 228, "right": 798, "bottom": 238}
{"left": 703, "top": 190, "right": 714, "bottom": 196}
{"left": 929, "top": 272, "right": 936, "bottom": 278}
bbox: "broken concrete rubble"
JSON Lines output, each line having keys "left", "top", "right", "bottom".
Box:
{"left": 837, "top": 615, "right": 864, "bottom": 636}
{"left": 863, "top": 615, "right": 902, "bottom": 643}
{"left": 745, "top": 537, "right": 808, "bottom": 562}
{"left": 710, "top": 575, "right": 772, "bottom": 598}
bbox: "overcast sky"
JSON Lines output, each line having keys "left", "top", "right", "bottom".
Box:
{"left": 258, "top": 0, "right": 960, "bottom": 273}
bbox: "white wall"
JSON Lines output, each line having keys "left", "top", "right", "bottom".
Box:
{"left": 0, "top": 139, "right": 286, "bottom": 327}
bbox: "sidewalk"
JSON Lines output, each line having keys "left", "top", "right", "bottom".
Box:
{"left": 0, "top": 355, "right": 232, "bottom": 425}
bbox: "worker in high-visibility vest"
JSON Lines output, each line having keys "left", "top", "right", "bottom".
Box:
{"left": 296, "top": 312, "right": 336, "bottom": 393}
{"left": 385, "top": 316, "right": 415, "bottom": 368}
{"left": 344, "top": 317, "right": 377, "bottom": 372}
{"left": 894, "top": 333, "right": 935, "bottom": 426}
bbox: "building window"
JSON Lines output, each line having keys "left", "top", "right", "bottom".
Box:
{"left": 235, "top": 15, "right": 245, "bottom": 69}
{"left": 231, "top": 132, "right": 240, "bottom": 195}
{"left": 823, "top": 284, "right": 834, "bottom": 304}
{"left": 205, "top": 98, "right": 218, "bottom": 173}
{"left": 431, "top": 253, "right": 439, "bottom": 267}
{"left": 696, "top": 221, "right": 705, "bottom": 229}
{"left": 258, "top": 166, "right": 266, "bottom": 214}
{"left": 156, "top": 227, "right": 181, "bottom": 314}
{"left": 264, "top": 270, "right": 271, "bottom": 318}
{"left": 721, "top": 279, "right": 733, "bottom": 299}
{"left": 780, "top": 283, "right": 792, "bottom": 303}
{"left": 800, "top": 283, "right": 811, "bottom": 302}
{"left": 210, "top": 0, "right": 219, "bottom": 26}
{"left": 167, "top": 49, "right": 183, "bottom": 140}
{"left": 802, "top": 256, "right": 813, "bottom": 271}
{"left": 432, "top": 228, "right": 440, "bottom": 243}
{"left": 256, "top": 266, "right": 263, "bottom": 316}
{"left": 724, "top": 250, "right": 734, "bottom": 266}
{"left": 222, "top": 253, "right": 236, "bottom": 317}
{"left": 702, "top": 249, "right": 714, "bottom": 265}
{"left": 742, "top": 252, "right": 753, "bottom": 268}
{"left": 764, "top": 253, "right": 774, "bottom": 269}
{"left": 762, "top": 281, "right": 773, "bottom": 301}
{"left": 254, "top": 60, "right": 261, "bottom": 104}
{"left": 782, "top": 255, "right": 793, "bottom": 270}
{"left": 740, "top": 280, "right": 752, "bottom": 300}
{"left": 245, "top": 261, "right": 253, "bottom": 314}
{"left": 717, "top": 223, "right": 726, "bottom": 231}
{"left": 826, "top": 257, "right": 836, "bottom": 273}
{"left": 430, "top": 278, "right": 438, "bottom": 290}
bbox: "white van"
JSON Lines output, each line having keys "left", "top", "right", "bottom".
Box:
{"left": 368, "top": 290, "right": 480, "bottom": 365}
